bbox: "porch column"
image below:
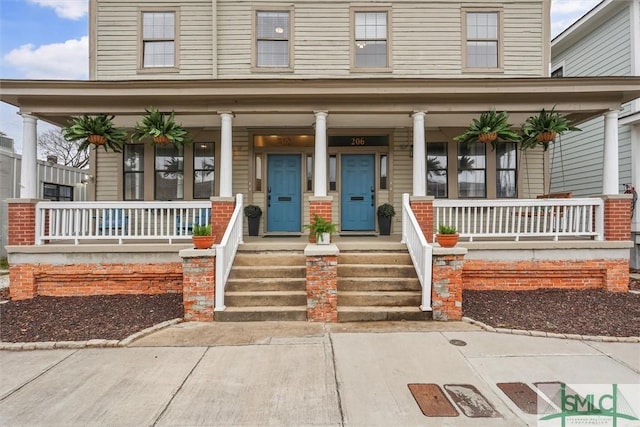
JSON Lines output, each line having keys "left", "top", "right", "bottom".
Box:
{"left": 602, "top": 110, "right": 619, "bottom": 195}
{"left": 412, "top": 112, "right": 426, "bottom": 197}
{"left": 20, "top": 113, "right": 38, "bottom": 199}
{"left": 314, "top": 111, "right": 328, "bottom": 197}
{"left": 219, "top": 112, "right": 233, "bottom": 198}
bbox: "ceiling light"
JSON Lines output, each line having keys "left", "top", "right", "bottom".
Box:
{"left": 275, "top": 27, "right": 284, "bottom": 34}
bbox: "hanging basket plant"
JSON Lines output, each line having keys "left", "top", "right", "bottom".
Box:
{"left": 521, "top": 107, "right": 580, "bottom": 151}
{"left": 131, "top": 107, "right": 192, "bottom": 148}
{"left": 454, "top": 109, "right": 520, "bottom": 150}
{"left": 62, "top": 114, "right": 127, "bottom": 152}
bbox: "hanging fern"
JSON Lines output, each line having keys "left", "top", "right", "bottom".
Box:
{"left": 62, "top": 114, "right": 128, "bottom": 153}
{"left": 131, "top": 107, "right": 192, "bottom": 147}
{"left": 454, "top": 109, "right": 521, "bottom": 151}
{"left": 521, "top": 107, "right": 580, "bottom": 151}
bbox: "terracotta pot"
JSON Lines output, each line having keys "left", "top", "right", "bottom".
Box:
{"left": 88, "top": 134, "right": 107, "bottom": 145}
{"left": 436, "top": 233, "right": 459, "bottom": 248}
{"left": 478, "top": 132, "right": 497, "bottom": 143}
{"left": 153, "top": 135, "right": 170, "bottom": 144}
{"left": 192, "top": 235, "right": 216, "bottom": 249}
{"left": 536, "top": 131, "right": 557, "bottom": 143}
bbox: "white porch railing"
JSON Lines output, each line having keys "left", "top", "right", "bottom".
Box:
{"left": 401, "top": 193, "right": 433, "bottom": 312}
{"left": 215, "top": 193, "right": 244, "bottom": 312}
{"left": 35, "top": 201, "right": 211, "bottom": 244}
{"left": 433, "top": 198, "right": 604, "bottom": 242}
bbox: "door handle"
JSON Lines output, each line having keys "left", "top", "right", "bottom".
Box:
{"left": 268, "top": 186, "right": 272, "bottom": 194}
{"left": 371, "top": 194, "right": 375, "bottom": 207}
{"left": 268, "top": 195, "right": 271, "bottom": 207}
{"left": 371, "top": 186, "right": 375, "bottom": 193}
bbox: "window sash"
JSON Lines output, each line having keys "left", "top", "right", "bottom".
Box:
{"left": 496, "top": 142, "right": 517, "bottom": 198}
{"left": 194, "top": 143, "right": 215, "bottom": 199}
{"left": 457, "top": 142, "right": 486, "bottom": 198}
{"left": 354, "top": 11, "right": 388, "bottom": 68}
{"left": 256, "top": 11, "right": 290, "bottom": 68}
{"left": 124, "top": 144, "right": 144, "bottom": 201}
{"left": 155, "top": 145, "right": 184, "bottom": 200}
{"left": 465, "top": 11, "right": 499, "bottom": 69}
{"left": 427, "top": 142, "right": 448, "bottom": 198}
{"left": 142, "top": 11, "right": 176, "bottom": 68}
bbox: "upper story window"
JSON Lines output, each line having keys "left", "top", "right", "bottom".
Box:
{"left": 255, "top": 11, "right": 291, "bottom": 68}
{"left": 464, "top": 11, "right": 501, "bottom": 70}
{"left": 551, "top": 66, "right": 564, "bottom": 78}
{"left": 353, "top": 11, "right": 389, "bottom": 70}
{"left": 141, "top": 11, "right": 177, "bottom": 69}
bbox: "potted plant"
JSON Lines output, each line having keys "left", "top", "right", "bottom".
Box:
{"left": 521, "top": 107, "right": 580, "bottom": 151}
{"left": 454, "top": 109, "right": 521, "bottom": 150}
{"left": 131, "top": 107, "right": 192, "bottom": 147}
{"left": 377, "top": 203, "right": 396, "bottom": 235}
{"left": 436, "top": 224, "right": 459, "bottom": 248}
{"left": 305, "top": 214, "right": 337, "bottom": 244}
{"left": 62, "top": 114, "right": 128, "bottom": 152}
{"left": 191, "top": 224, "right": 215, "bottom": 249}
{"left": 244, "top": 205, "right": 262, "bottom": 236}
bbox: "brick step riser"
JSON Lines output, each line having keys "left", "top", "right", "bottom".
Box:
{"left": 339, "top": 293, "right": 422, "bottom": 307}
{"left": 229, "top": 268, "right": 306, "bottom": 279}
{"left": 338, "top": 253, "right": 413, "bottom": 265}
{"left": 225, "top": 294, "right": 307, "bottom": 307}
{"left": 338, "top": 278, "right": 421, "bottom": 292}
{"left": 338, "top": 310, "right": 432, "bottom": 322}
{"left": 338, "top": 266, "right": 417, "bottom": 277}
{"left": 226, "top": 280, "right": 306, "bottom": 292}
{"left": 216, "top": 310, "right": 308, "bottom": 322}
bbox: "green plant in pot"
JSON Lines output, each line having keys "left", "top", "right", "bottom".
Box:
{"left": 131, "top": 107, "right": 192, "bottom": 147}
{"left": 192, "top": 223, "right": 215, "bottom": 249}
{"left": 377, "top": 203, "right": 396, "bottom": 235}
{"left": 305, "top": 214, "right": 337, "bottom": 244}
{"left": 244, "top": 205, "right": 262, "bottom": 236}
{"left": 436, "top": 224, "right": 459, "bottom": 248}
{"left": 521, "top": 107, "right": 580, "bottom": 151}
{"left": 62, "top": 114, "right": 128, "bottom": 152}
{"left": 454, "top": 109, "right": 521, "bottom": 150}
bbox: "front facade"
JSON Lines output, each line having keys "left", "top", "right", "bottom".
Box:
{"left": 551, "top": 0, "right": 640, "bottom": 267}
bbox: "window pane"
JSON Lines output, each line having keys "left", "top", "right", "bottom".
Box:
{"left": 380, "top": 154, "right": 387, "bottom": 190}
{"left": 329, "top": 155, "right": 337, "bottom": 192}
{"left": 496, "top": 143, "right": 517, "bottom": 169}
{"left": 155, "top": 144, "right": 183, "bottom": 200}
{"left": 257, "top": 12, "right": 289, "bottom": 39}
{"left": 496, "top": 171, "right": 516, "bottom": 198}
{"left": 355, "top": 40, "right": 387, "bottom": 68}
{"left": 467, "top": 41, "right": 498, "bottom": 68}
{"left": 255, "top": 155, "right": 262, "bottom": 191}
{"left": 427, "top": 142, "right": 448, "bottom": 198}
{"left": 125, "top": 174, "right": 144, "bottom": 200}
{"left": 257, "top": 40, "right": 289, "bottom": 67}
{"left": 194, "top": 143, "right": 214, "bottom": 199}
{"left": 306, "top": 155, "right": 313, "bottom": 192}
{"left": 124, "top": 144, "right": 144, "bottom": 172}
{"left": 144, "top": 41, "right": 175, "bottom": 67}
{"left": 143, "top": 12, "right": 174, "bottom": 39}
{"left": 124, "top": 144, "right": 144, "bottom": 201}
{"left": 496, "top": 142, "right": 517, "bottom": 198}
{"left": 458, "top": 142, "right": 486, "bottom": 198}
{"left": 355, "top": 12, "right": 387, "bottom": 68}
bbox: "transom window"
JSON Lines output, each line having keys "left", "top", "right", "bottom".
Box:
{"left": 256, "top": 11, "right": 290, "bottom": 68}
{"left": 142, "top": 12, "right": 175, "bottom": 68}
{"left": 465, "top": 11, "right": 499, "bottom": 69}
{"left": 354, "top": 11, "right": 388, "bottom": 69}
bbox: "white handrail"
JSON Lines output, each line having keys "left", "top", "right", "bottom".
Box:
{"left": 401, "top": 193, "right": 433, "bottom": 312}
{"left": 433, "top": 198, "right": 604, "bottom": 242}
{"left": 35, "top": 201, "right": 211, "bottom": 245}
{"left": 215, "top": 193, "right": 244, "bottom": 312}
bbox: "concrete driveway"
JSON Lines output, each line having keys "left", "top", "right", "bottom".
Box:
{"left": 1, "top": 322, "right": 638, "bottom": 426}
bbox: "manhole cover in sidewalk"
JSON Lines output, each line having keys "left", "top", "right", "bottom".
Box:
{"left": 497, "top": 382, "right": 539, "bottom": 414}
{"left": 408, "top": 384, "right": 459, "bottom": 417}
{"left": 449, "top": 339, "right": 467, "bottom": 346}
{"left": 444, "top": 384, "right": 500, "bottom": 418}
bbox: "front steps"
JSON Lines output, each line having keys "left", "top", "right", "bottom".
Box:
{"left": 337, "top": 251, "right": 432, "bottom": 322}
{"left": 215, "top": 250, "right": 308, "bottom": 321}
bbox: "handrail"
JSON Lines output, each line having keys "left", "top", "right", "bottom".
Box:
{"left": 433, "top": 198, "right": 604, "bottom": 242}
{"left": 215, "top": 193, "right": 244, "bottom": 312}
{"left": 401, "top": 193, "right": 432, "bottom": 311}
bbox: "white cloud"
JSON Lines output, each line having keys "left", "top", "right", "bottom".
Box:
{"left": 28, "top": 0, "right": 88, "bottom": 20}
{"left": 4, "top": 36, "right": 89, "bottom": 80}
{"left": 551, "top": 0, "right": 602, "bottom": 37}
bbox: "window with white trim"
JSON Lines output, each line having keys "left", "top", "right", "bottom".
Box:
{"left": 142, "top": 12, "right": 176, "bottom": 68}
{"left": 124, "top": 144, "right": 144, "bottom": 201}
{"left": 354, "top": 11, "right": 388, "bottom": 69}
{"left": 496, "top": 142, "right": 517, "bottom": 198}
{"left": 256, "top": 11, "right": 290, "bottom": 68}
{"left": 458, "top": 142, "right": 486, "bottom": 198}
{"left": 465, "top": 11, "right": 499, "bottom": 69}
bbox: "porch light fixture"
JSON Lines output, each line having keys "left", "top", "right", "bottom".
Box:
{"left": 275, "top": 27, "right": 284, "bottom": 34}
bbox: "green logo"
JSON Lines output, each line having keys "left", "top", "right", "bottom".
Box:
{"left": 539, "top": 384, "right": 639, "bottom": 427}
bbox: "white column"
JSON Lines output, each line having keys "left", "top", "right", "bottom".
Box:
{"left": 602, "top": 110, "right": 619, "bottom": 195}
{"left": 314, "top": 111, "right": 328, "bottom": 197}
{"left": 20, "top": 113, "right": 38, "bottom": 199}
{"left": 219, "top": 112, "right": 233, "bottom": 197}
{"left": 412, "top": 112, "right": 426, "bottom": 197}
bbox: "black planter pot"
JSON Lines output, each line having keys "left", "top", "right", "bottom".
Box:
{"left": 248, "top": 216, "right": 261, "bottom": 236}
{"left": 378, "top": 215, "right": 392, "bottom": 235}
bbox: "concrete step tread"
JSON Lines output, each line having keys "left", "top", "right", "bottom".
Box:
{"left": 338, "top": 277, "right": 419, "bottom": 282}
{"left": 227, "top": 277, "right": 305, "bottom": 283}
{"left": 338, "top": 263, "right": 413, "bottom": 268}
{"left": 232, "top": 265, "right": 306, "bottom": 270}
{"left": 222, "top": 306, "right": 307, "bottom": 312}
{"left": 337, "top": 306, "right": 424, "bottom": 312}
{"left": 339, "top": 290, "right": 422, "bottom": 296}
{"left": 226, "top": 290, "right": 306, "bottom": 296}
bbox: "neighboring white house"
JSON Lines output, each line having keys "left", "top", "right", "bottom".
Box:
{"left": 551, "top": 0, "right": 640, "bottom": 268}
{"left": 0, "top": 136, "right": 87, "bottom": 257}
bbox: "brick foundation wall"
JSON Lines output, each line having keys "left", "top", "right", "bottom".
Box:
{"left": 604, "top": 197, "right": 632, "bottom": 241}
{"left": 410, "top": 197, "right": 434, "bottom": 243}
{"left": 8, "top": 200, "right": 37, "bottom": 246}
{"left": 306, "top": 255, "right": 338, "bottom": 322}
{"left": 181, "top": 252, "right": 215, "bottom": 322}
{"left": 9, "top": 263, "right": 182, "bottom": 300}
{"left": 463, "top": 259, "right": 629, "bottom": 292}
{"left": 431, "top": 253, "right": 464, "bottom": 321}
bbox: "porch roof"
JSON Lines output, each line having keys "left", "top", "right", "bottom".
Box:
{"left": 2, "top": 76, "right": 640, "bottom": 128}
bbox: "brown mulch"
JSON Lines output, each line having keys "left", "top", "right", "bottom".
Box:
{"left": 463, "top": 288, "right": 640, "bottom": 337}
{"left": 631, "top": 268, "right": 640, "bottom": 291}
{"left": 0, "top": 294, "right": 182, "bottom": 343}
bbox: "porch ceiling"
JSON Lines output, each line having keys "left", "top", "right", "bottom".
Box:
{"left": 2, "top": 76, "right": 639, "bottom": 128}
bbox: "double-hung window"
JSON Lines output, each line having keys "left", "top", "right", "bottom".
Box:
{"left": 141, "top": 11, "right": 177, "bottom": 69}
{"left": 353, "top": 11, "right": 389, "bottom": 69}
{"left": 194, "top": 143, "right": 215, "bottom": 199}
{"left": 155, "top": 144, "right": 184, "bottom": 200}
{"left": 427, "top": 142, "right": 448, "bottom": 198}
{"left": 255, "top": 11, "right": 291, "bottom": 68}
{"left": 458, "top": 142, "right": 486, "bottom": 198}
{"left": 124, "top": 144, "right": 145, "bottom": 200}
{"left": 496, "top": 143, "right": 517, "bottom": 198}
{"left": 464, "top": 11, "right": 501, "bottom": 70}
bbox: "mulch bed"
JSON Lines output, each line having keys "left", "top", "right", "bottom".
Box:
{"left": 463, "top": 288, "right": 640, "bottom": 337}
{"left": 0, "top": 294, "right": 182, "bottom": 343}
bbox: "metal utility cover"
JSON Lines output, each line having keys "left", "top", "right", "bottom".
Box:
{"left": 497, "top": 382, "right": 539, "bottom": 414}
{"left": 407, "top": 384, "right": 459, "bottom": 417}
{"left": 444, "top": 384, "right": 500, "bottom": 418}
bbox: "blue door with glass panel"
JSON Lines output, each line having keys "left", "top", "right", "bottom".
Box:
{"left": 267, "top": 155, "right": 302, "bottom": 232}
{"left": 341, "top": 154, "right": 375, "bottom": 231}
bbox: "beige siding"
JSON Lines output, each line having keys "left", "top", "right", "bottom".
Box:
{"left": 518, "top": 147, "right": 545, "bottom": 197}
{"left": 96, "top": 151, "right": 120, "bottom": 200}
{"left": 392, "top": 128, "right": 412, "bottom": 230}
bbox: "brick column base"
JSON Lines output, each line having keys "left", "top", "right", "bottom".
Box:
{"left": 7, "top": 199, "right": 39, "bottom": 246}
{"left": 305, "top": 244, "right": 339, "bottom": 322}
{"left": 211, "top": 197, "right": 235, "bottom": 244}
{"left": 9, "top": 264, "right": 36, "bottom": 300}
{"left": 180, "top": 249, "right": 216, "bottom": 321}
{"left": 410, "top": 196, "right": 434, "bottom": 243}
{"left": 431, "top": 248, "right": 467, "bottom": 321}
{"left": 602, "top": 195, "right": 632, "bottom": 241}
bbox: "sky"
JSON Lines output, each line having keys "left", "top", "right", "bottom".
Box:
{"left": 0, "top": 0, "right": 603, "bottom": 153}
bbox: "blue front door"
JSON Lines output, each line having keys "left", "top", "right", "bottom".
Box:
{"left": 341, "top": 154, "right": 375, "bottom": 231}
{"left": 267, "top": 155, "right": 302, "bottom": 232}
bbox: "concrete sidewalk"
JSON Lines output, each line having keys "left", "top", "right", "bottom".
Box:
{"left": 1, "top": 322, "right": 638, "bottom": 426}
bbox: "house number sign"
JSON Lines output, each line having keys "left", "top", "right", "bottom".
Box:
{"left": 328, "top": 136, "right": 389, "bottom": 147}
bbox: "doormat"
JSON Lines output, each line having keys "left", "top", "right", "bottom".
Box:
{"left": 407, "top": 384, "right": 458, "bottom": 417}
{"left": 497, "top": 382, "right": 539, "bottom": 414}
{"left": 444, "top": 384, "right": 500, "bottom": 418}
